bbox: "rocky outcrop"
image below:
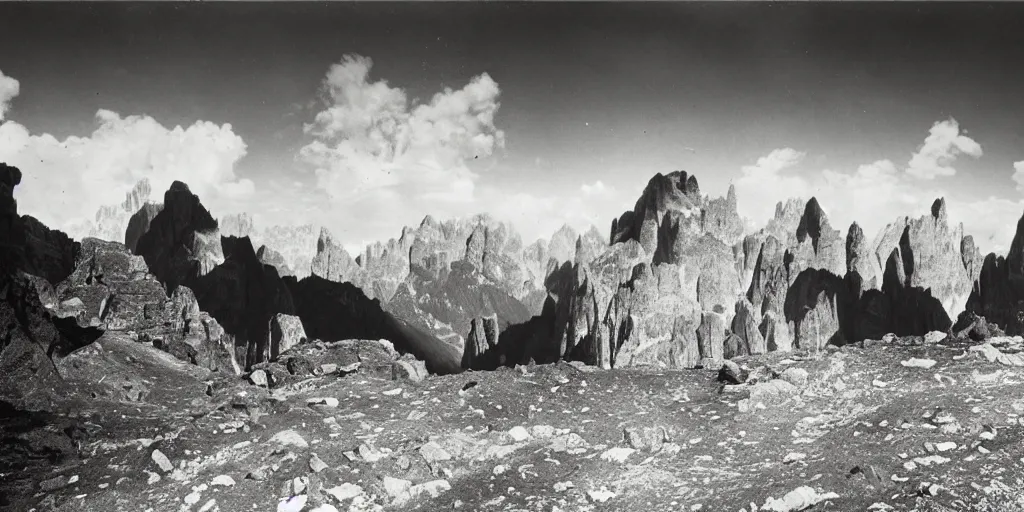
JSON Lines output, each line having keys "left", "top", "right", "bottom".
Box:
{"left": 219, "top": 212, "right": 255, "bottom": 238}
{"left": 51, "top": 238, "right": 238, "bottom": 373}
{"left": 125, "top": 203, "right": 163, "bottom": 254}
{"left": 610, "top": 171, "right": 706, "bottom": 252}
{"left": 131, "top": 183, "right": 295, "bottom": 369}
{"left": 783, "top": 267, "right": 851, "bottom": 350}
{"left": 133, "top": 182, "right": 223, "bottom": 293}
{"left": 386, "top": 261, "right": 533, "bottom": 352}
{"left": 462, "top": 315, "right": 499, "bottom": 370}
{"left": 250, "top": 338, "right": 428, "bottom": 388}
{"left": 84, "top": 178, "right": 152, "bottom": 244}
{"left": 846, "top": 222, "right": 877, "bottom": 295}
{"left": 284, "top": 275, "right": 461, "bottom": 374}
{"left": 189, "top": 236, "right": 295, "bottom": 368}
{"left": 965, "top": 209, "right": 1024, "bottom": 334}
{"left": 257, "top": 245, "right": 293, "bottom": 277}
{"left": 311, "top": 227, "right": 361, "bottom": 285}
{"left": 872, "top": 199, "right": 972, "bottom": 323}
{"left": 269, "top": 313, "right": 307, "bottom": 361}
{"left": 0, "top": 271, "right": 103, "bottom": 406}
{"left": 731, "top": 298, "right": 765, "bottom": 355}
{"left": 1, "top": 163, "right": 80, "bottom": 285}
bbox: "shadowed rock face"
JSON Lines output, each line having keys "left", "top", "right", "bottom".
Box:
{"left": 190, "top": 236, "right": 296, "bottom": 368}
{"left": 284, "top": 275, "right": 461, "bottom": 375}
{"left": 463, "top": 315, "right": 500, "bottom": 370}
{"left": 1, "top": 163, "right": 80, "bottom": 285}
{"left": 968, "top": 211, "right": 1024, "bottom": 334}
{"left": 257, "top": 245, "right": 294, "bottom": 277}
{"left": 134, "top": 182, "right": 222, "bottom": 294}
{"left": 0, "top": 271, "right": 104, "bottom": 407}
{"left": 783, "top": 267, "right": 852, "bottom": 351}
{"left": 125, "top": 203, "right": 163, "bottom": 254}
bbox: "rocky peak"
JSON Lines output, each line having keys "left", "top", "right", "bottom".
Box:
{"left": 1, "top": 162, "right": 80, "bottom": 284}
{"left": 931, "top": 197, "right": 948, "bottom": 223}
{"left": 256, "top": 244, "right": 293, "bottom": 277}
{"left": 220, "top": 212, "right": 255, "bottom": 238}
{"left": 796, "top": 197, "right": 828, "bottom": 252}
{"left": 134, "top": 183, "right": 223, "bottom": 293}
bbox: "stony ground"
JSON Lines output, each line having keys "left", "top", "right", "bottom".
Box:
{"left": 7, "top": 335, "right": 1024, "bottom": 512}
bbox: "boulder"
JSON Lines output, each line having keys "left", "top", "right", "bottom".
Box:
{"left": 270, "top": 313, "right": 307, "bottom": 360}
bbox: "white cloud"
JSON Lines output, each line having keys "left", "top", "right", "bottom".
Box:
{"left": 581, "top": 180, "right": 612, "bottom": 197}
{"left": 734, "top": 147, "right": 811, "bottom": 226}
{"left": 0, "top": 70, "right": 18, "bottom": 121}
{"left": 906, "top": 118, "right": 982, "bottom": 180}
{"left": 1013, "top": 161, "right": 1024, "bottom": 192}
{"left": 732, "top": 120, "right": 1006, "bottom": 252}
{"left": 300, "top": 54, "right": 504, "bottom": 206}
{"left": 0, "top": 80, "right": 252, "bottom": 238}
{"left": 297, "top": 54, "right": 528, "bottom": 243}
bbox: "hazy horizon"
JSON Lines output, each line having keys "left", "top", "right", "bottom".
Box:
{"left": 2, "top": 3, "right": 1024, "bottom": 254}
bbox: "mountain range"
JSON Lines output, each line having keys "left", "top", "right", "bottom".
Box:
{"left": 4, "top": 161, "right": 1023, "bottom": 401}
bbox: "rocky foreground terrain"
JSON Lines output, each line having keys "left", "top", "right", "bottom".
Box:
{"left": 10, "top": 159, "right": 1024, "bottom": 511}
{"left": 7, "top": 329, "right": 1024, "bottom": 512}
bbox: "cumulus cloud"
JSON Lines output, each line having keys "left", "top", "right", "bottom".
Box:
{"left": 0, "top": 70, "right": 18, "bottom": 121}
{"left": 0, "top": 75, "right": 252, "bottom": 237}
{"left": 906, "top": 118, "right": 982, "bottom": 180}
{"left": 734, "top": 147, "right": 812, "bottom": 226}
{"left": 297, "top": 54, "right": 519, "bottom": 242}
{"left": 580, "top": 180, "right": 613, "bottom": 197}
{"left": 1013, "top": 161, "right": 1024, "bottom": 192}
{"left": 301, "top": 55, "right": 504, "bottom": 204}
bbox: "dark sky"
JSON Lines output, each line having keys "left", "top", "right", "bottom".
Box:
{"left": 2, "top": 2, "right": 1024, "bottom": 248}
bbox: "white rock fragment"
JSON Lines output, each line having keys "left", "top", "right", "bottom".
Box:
{"left": 310, "top": 505, "right": 340, "bottom": 512}
{"left": 588, "top": 487, "right": 616, "bottom": 503}
{"left": 900, "top": 358, "right": 937, "bottom": 369}
{"left": 278, "top": 495, "right": 308, "bottom": 512}
{"left": 419, "top": 441, "right": 452, "bottom": 463}
{"left": 211, "top": 475, "right": 235, "bottom": 487}
{"left": 145, "top": 470, "right": 161, "bottom": 485}
{"left": 554, "top": 481, "right": 575, "bottom": 492}
{"left": 184, "top": 490, "right": 203, "bottom": 506}
{"left": 309, "top": 453, "right": 329, "bottom": 473}
{"left": 761, "top": 486, "right": 839, "bottom": 512}
{"left": 383, "top": 476, "right": 413, "bottom": 499}
{"left": 151, "top": 449, "right": 174, "bottom": 473}
{"left": 307, "top": 397, "right": 339, "bottom": 408}
{"left": 382, "top": 388, "right": 403, "bottom": 396}
{"left": 600, "top": 447, "right": 635, "bottom": 463}
{"left": 506, "top": 426, "right": 531, "bottom": 443}
{"left": 783, "top": 452, "right": 806, "bottom": 464}
{"left": 934, "top": 442, "right": 957, "bottom": 452}
{"left": 270, "top": 429, "right": 309, "bottom": 449}
{"left": 913, "top": 455, "right": 950, "bottom": 466}
{"left": 325, "top": 483, "right": 364, "bottom": 503}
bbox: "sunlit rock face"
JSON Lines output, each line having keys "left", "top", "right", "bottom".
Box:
{"left": 870, "top": 199, "right": 973, "bottom": 323}
{"left": 531, "top": 171, "right": 748, "bottom": 370}
{"left": 78, "top": 178, "right": 153, "bottom": 244}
